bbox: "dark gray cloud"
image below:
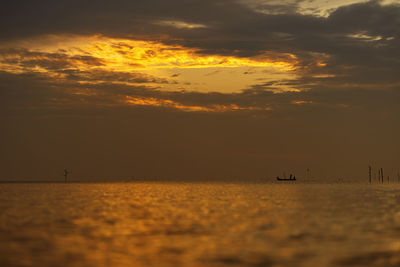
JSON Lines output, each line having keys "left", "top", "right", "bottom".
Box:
{"left": 0, "top": 48, "right": 105, "bottom": 70}
{"left": 328, "top": 0, "right": 400, "bottom": 37}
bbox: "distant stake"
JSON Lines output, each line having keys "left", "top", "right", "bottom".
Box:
{"left": 64, "top": 169, "right": 69, "bottom": 183}
{"left": 378, "top": 168, "right": 382, "bottom": 183}
{"left": 369, "top": 165, "right": 372, "bottom": 184}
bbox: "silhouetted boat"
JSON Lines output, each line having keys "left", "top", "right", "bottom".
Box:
{"left": 276, "top": 176, "right": 296, "bottom": 181}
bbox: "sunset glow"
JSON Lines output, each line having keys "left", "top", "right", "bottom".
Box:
{"left": 125, "top": 96, "right": 271, "bottom": 112}
{"left": 1, "top": 0, "right": 399, "bottom": 183}
{"left": 0, "top": 35, "right": 302, "bottom": 98}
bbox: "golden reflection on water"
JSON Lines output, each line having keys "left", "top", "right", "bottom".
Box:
{"left": 0, "top": 183, "right": 400, "bottom": 266}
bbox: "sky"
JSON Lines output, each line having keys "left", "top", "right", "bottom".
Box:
{"left": 1, "top": 0, "right": 399, "bottom": 181}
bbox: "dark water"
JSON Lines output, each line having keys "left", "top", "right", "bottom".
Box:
{"left": 0, "top": 182, "right": 399, "bottom": 266}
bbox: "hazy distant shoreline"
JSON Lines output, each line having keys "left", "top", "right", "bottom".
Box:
{"left": 0, "top": 179, "right": 378, "bottom": 184}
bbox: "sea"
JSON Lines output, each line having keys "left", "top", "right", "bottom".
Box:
{"left": 0, "top": 182, "right": 399, "bottom": 267}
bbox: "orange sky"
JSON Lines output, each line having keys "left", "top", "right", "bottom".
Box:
{"left": 0, "top": 0, "right": 399, "bottom": 181}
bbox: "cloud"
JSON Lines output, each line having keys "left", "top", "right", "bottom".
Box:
{"left": 2, "top": 1, "right": 399, "bottom": 86}
{"left": 1, "top": 65, "right": 398, "bottom": 119}
{"left": 1, "top": 1, "right": 399, "bottom": 100}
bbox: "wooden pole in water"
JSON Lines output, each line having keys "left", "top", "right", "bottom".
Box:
{"left": 64, "top": 169, "right": 68, "bottom": 183}
{"left": 378, "top": 168, "right": 381, "bottom": 183}
{"left": 369, "top": 165, "right": 372, "bottom": 183}
{"left": 381, "top": 168, "right": 384, "bottom": 183}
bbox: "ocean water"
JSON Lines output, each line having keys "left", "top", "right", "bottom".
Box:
{"left": 0, "top": 182, "right": 399, "bottom": 267}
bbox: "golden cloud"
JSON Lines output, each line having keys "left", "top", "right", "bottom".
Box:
{"left": 0, "top": 35, "right": 298, "bottom": 73}
{"left": 125, "top": 96, "right": 271, "bottom": 112}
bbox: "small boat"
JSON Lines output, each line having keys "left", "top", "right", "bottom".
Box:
{"left": 276, "top": 177, "right": 296, "bottom": 181}
{"left": 276, "top": 174, "right": 296, "bottom": 181}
